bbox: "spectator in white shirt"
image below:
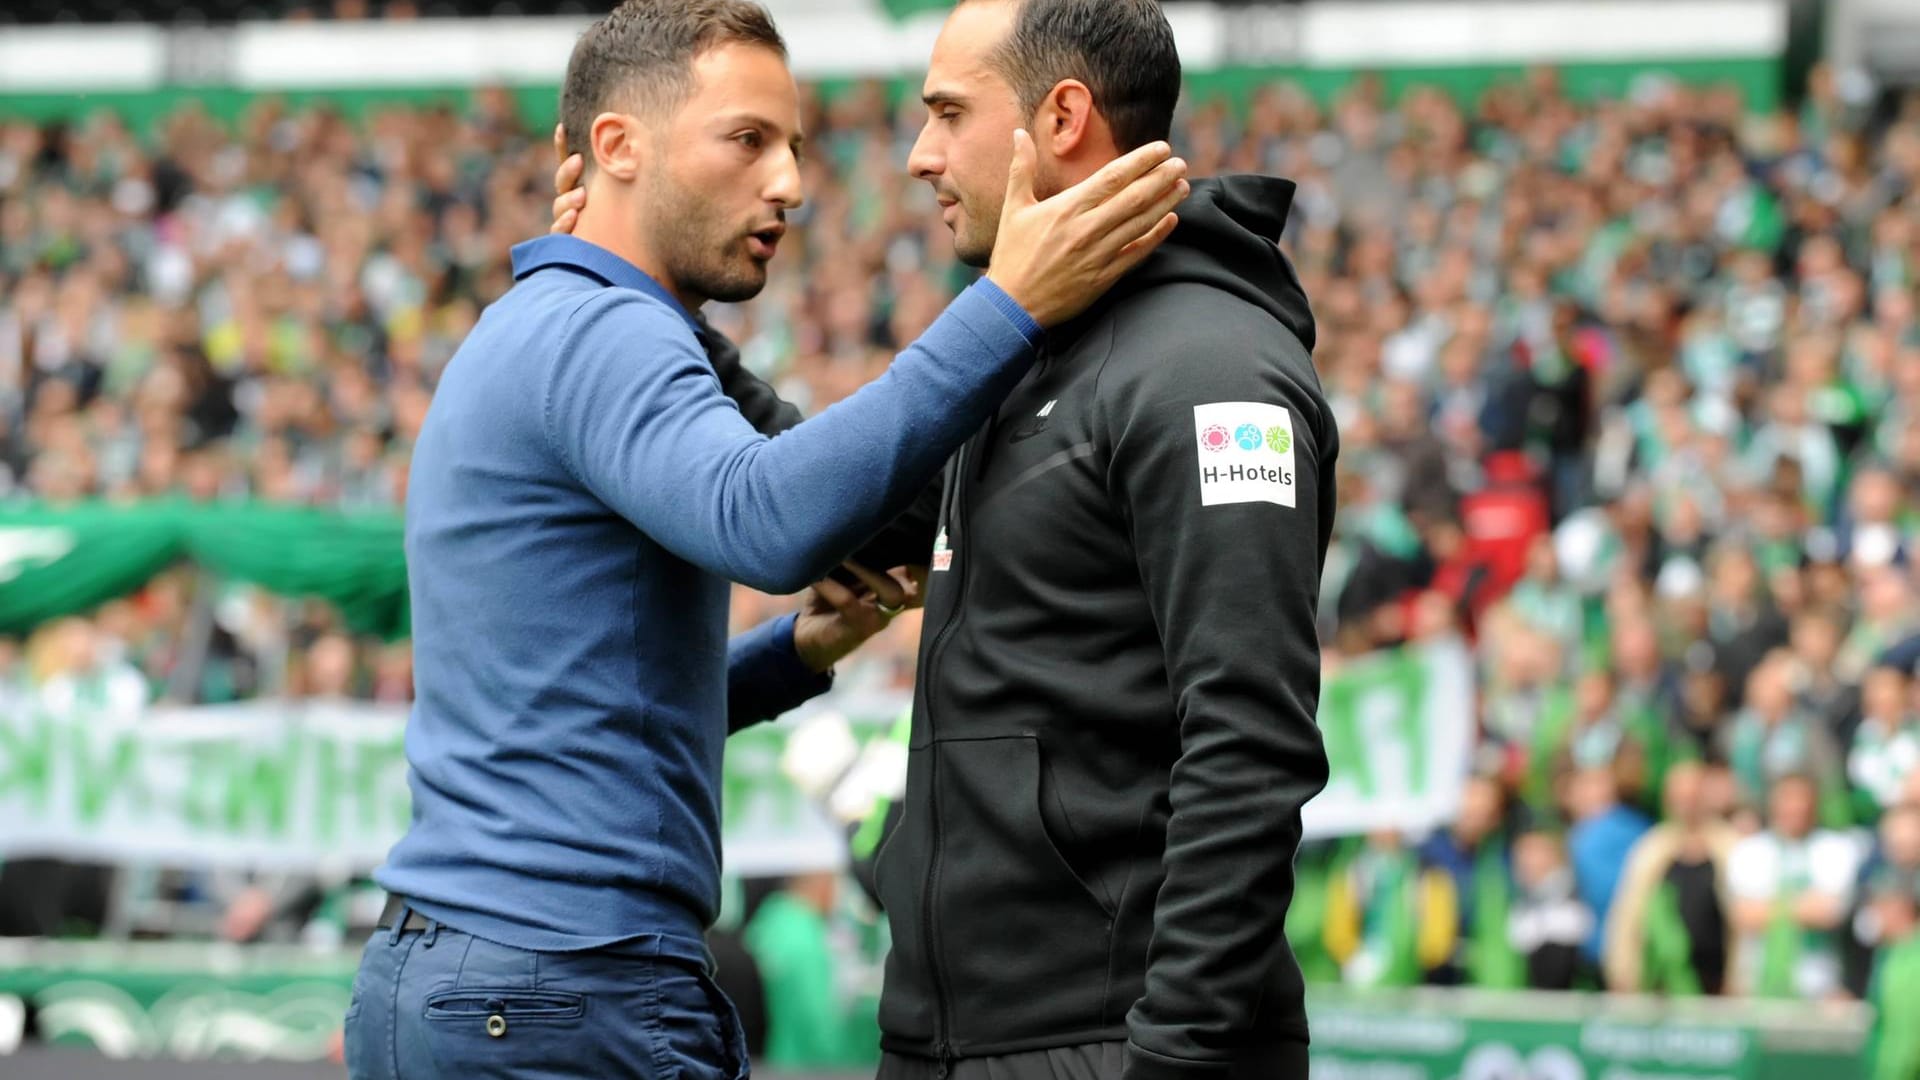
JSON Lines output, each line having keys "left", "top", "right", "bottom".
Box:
{"left": 1728, "top": 773, "right": 1866, "bottom": 998}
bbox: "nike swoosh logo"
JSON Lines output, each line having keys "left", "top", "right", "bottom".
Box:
{"left": 1008, "top": 421, "right": 1048, "bottom": 444}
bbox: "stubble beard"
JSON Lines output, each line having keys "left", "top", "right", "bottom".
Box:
{"left": 954, "top": 198, "right": 999, "bottom": 269}
{"left": 648, "top": 171, "right": 768, "bottom": 306}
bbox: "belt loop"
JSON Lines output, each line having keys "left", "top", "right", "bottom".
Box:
{"left": 387, "top": 905, "right": 410, "bottom": 946}
{"left": 423, "top": 918, "right": 440, "bottom": 949}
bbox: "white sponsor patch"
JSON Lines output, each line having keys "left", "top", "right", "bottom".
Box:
{"left": 1192, "top": 401, "right": 1297, "bottom": 508}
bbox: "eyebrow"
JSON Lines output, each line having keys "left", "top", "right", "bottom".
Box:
{"left": 922, "top": 90, "right": 969, "bottom": 109}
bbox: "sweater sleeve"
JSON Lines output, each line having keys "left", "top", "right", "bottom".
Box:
{"left": 543, "top": 281, "right": 1038, "bottom": 595}
{"left": 1101, "top": 321, "right": 1333, "bottom": 1079}
{"left": 726, "top": 613, "right": 834, "bottom": 734}
{"left": 702, "top": 314, "right": 945, "bottom": 577}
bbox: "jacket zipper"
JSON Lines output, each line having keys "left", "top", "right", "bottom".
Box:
{"left": 919, "top": 360, "right": 1038, "bottom": 1067}
{"left": 919, "top": 429, "right": 985, "bottom": 1069}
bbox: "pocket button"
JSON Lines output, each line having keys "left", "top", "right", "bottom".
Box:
{"left": 486, "top": 1014, "right": 507, "bottom": 1038}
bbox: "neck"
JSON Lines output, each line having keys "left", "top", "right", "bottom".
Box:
{"left": 1046, "top": 131, "right": 1127, "bottom": 197}
{"left": 1050, "top": 157, "right": 1107, "bottom": 194}
{"left": 572, "top": 194, "right": 703, "bottom": 312}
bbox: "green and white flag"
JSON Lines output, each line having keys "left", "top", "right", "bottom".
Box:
{"left": 1306, "top": 638, "right": 1475, "bottom": 840}
{"left": 0, "top": 689, "right": 903, "bottom": 877}
{"left": 0, "top": 638, "right": 1472, "bottom": 873}
{"left": 0, "top": 696, "right": 412, "bottom": 870}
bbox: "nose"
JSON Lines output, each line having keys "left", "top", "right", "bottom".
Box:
{"left": 767, "top": 144, "right": 804, "bottom": 211}
{"left": 907, "top": 120, "right": 943, "bottom": 183}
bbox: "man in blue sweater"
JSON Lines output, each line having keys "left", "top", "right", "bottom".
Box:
{"left": 550, "top": 2, "right": 1334, "bottom": 1076}
{"left": 341, "top": 2, "right": 1187, "bottom": 1077}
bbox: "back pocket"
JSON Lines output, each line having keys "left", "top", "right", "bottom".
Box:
{"left": 425, "top": 988, "right": 586, "bottom": 1026}
{"left": 419, "top": 987, "right": 590, "bottom": 1077}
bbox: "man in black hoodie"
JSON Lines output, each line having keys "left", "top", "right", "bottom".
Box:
{"left": 550, "top": 3, "right": 1334, "bottom": 1075}
{"left": 865, "top": 5, "right": 1333, "bottom": 1079}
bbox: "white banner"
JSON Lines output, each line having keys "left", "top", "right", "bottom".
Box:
{"left": 0, "top": 691, "right": 902, "bottom": 877}
{"left": 0, "top": 696, "right": 411, "bottom": 871}
{"left": 0, "top": 642, "right": 1470, "bottom": 876}
{"left": 0, "top": 1, "right": 1785, "bottom": 93}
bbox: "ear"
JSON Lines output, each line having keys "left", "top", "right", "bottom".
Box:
{"left": 588, "top": 111, "right": 648, "bottom": 183}
{"left": 1034, "top": 79, "right": 1101, "bottom": 159}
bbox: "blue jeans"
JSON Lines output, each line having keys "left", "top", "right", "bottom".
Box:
{"left": 344, "top": 908, "right": 749, "bottom": 1079}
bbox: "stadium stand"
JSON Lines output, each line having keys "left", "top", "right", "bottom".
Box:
{"left": 1, "top": 0, "right": 1916, "bottom": 1073}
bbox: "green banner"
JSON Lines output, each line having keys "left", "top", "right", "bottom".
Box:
{"left": 0, "top": 942, "right": 354, "bottom": 1061}
{"left": 1307, "top": 988, "right": 1871, "bottom": 1080}
{"left": 1313, "top": 1011, "right": 1756, "bottom": 1079}
{"left": 0, "top": 501, "right": 408, "bottom": 640}
{"left": 0, "top": 945, "right": 1874, "bottom": 1068}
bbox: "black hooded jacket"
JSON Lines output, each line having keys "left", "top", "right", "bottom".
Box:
{"left": 863, "top": 175, "right": 1338, "bottom": 1077}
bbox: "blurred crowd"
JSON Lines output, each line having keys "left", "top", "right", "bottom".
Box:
{"left": 8, "top": 54, "right": 1920, "bottom": 1063}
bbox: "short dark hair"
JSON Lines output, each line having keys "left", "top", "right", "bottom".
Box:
{"left": 560, "top": 0, "right": 786, "bottom": 160}
{"left": 976, "top": 0, "right": 1181, "bottom": 152}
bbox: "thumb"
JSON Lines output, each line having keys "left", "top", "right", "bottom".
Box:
{"left": 1003, "top": 128, "right": 1037, "bottom": 211}
{"left": 552, "top": 122, "right": 567, "bottom": 163}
